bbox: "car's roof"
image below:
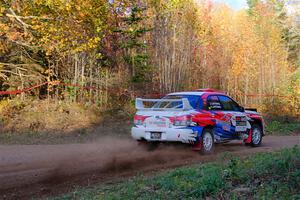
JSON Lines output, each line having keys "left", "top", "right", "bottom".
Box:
{"left": 167, "top": 91, "right": 205, "bottom": 96}
{"left": 167, "top": 90, "right": 226, "bottom": 97}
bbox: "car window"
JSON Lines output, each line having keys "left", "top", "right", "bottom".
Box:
{"left": 207, "top": 95, "right": 222, "bottom": 110}
{"left": 161, "top": 95, "right": 201, "bottom": 109}
{"left": 218, "top": 95, "right": 241, "bottom": 111}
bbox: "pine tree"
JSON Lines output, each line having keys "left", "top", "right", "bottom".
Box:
{"left": 116, "top": 3, "right": 151, "bottom": 84}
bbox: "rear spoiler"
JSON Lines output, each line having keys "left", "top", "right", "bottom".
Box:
{"left": 245, "top": 108, "right": 258, "bottom": 112}
{"left": 135, "top": 98, "right": 193, "bottom": 111}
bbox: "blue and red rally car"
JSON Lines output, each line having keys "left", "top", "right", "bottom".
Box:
{"left": 131, "top": 89, "right": 264, "bottom": 153}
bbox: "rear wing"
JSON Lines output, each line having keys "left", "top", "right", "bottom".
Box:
{"left": 135, "top": 98, "right": 193, "bottom": 111}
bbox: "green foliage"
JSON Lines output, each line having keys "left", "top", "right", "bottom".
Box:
{"left": 247, "top": 0, "right": 260, "bottom": 15}
{"left": 266, "top": 120, "right": 300, "bottom": 135}
{"left": 116, "top": 3, "right": 151, "bottom": 83}
{"left": 53, "top": 146, "right": 300, "bottom": 200}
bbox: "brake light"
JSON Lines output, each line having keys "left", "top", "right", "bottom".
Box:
{"left": 167, "top": 117, "right": 175, "bottom": 123}
{"left": 174, "top": 115, "right": 192, "bottom": 126}
{"left": 134, "top": 115, "right": 149, "bottom": 126}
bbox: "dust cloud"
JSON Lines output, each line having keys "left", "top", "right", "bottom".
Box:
{"left": 1, "top": 135, "right": 298, "bottom": 199}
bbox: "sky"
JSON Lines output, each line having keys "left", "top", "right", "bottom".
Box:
{"left": 214, "top": 0, "right": 248, "bottom": 10}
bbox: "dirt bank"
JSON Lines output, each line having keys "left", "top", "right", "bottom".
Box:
{"left": 0, "top": 135, "right": 299, "bottom": 199}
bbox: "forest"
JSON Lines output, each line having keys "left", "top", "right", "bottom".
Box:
{"left": 0, "top": 1, "right": 300, "bottom": 199}
{"left": 0, "top": 0, "right": 299, "bottom": 118}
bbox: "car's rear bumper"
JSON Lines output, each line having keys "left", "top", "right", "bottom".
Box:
{"left": 131, "top": 126, "right": 198, "bottom": 143}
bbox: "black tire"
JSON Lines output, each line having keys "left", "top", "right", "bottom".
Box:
{"left": 201, "top": 129, "right": 215, "bottom": 154}
{"left": 250, "top": 124, "right": 263, "bottom": 147}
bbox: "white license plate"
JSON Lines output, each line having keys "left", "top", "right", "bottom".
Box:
{"left": 236, "top": 121, "right": 247, "bottom": 126}
{"left": 150, "top": 132, "right": 161, "bottom": 139}
{"left": 236, "top": 126, "right": 247, "bottom": 132}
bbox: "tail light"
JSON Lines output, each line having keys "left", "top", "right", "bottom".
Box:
{"left": 134, "top": 115, "right": 149, "bottom": 126}
{"left": 174, "top": 115, "right": 192, "bottom": 126}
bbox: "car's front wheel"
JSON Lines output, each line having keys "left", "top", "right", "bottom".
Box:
{"left": 201, "top": 129, "right": 215, "bottom": 154}
{"left": 251, "top": 124, "right": 263, "bottom": 147}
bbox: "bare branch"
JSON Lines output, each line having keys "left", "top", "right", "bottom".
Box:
{"left": 0, "top": 69, "right": 19, "bottom": 76}
{"left": 10, "top": 39, "right": 37, "bottom": 48}
{"left": 0, "top": 63, "right": 36, "bottom": 71}
{"left": 6, "top": 13, "right": 52, "bottom": 20}
{"left": 0, "top": 62, "right": 34, "bottom": 67}
{"left": 8, "top": 8, "right": 30, "bottom": 31}
{"left": 0, "top": 73, "right": 8, "bottom": 79}
{"left": 0, "top": 70, "right": 39, "bottom": 78}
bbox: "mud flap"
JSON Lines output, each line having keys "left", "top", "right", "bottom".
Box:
{"left": 192, "top": 141, "right": 202, "bottom": 151}
{"left": 191, "top": 126, "right": 204, "bottom": 151}
{"left": 244, "top": 129, "right": 252, "bottom": 144}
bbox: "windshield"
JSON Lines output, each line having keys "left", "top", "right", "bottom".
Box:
{"left": 152, "top": 95, "right": 201, "bottom": 109}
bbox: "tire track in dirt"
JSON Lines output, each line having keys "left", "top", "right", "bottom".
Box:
{"left": 0, "top": 135, "right": 299, "bottom": 200}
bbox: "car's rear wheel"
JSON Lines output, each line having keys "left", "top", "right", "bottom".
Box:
{"left": 201, "top": 129, "right": 214, "bottom": 154}
{"left": 251, "top": 124, "right": 262, "bottom": 147}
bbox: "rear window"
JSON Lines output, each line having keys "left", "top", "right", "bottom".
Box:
{"left": 160, "top": 95, "right": 201, "bottom": 109}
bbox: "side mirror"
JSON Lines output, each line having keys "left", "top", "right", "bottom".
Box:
{"left": 240, "top": 106, "right": 245, "bottom": 112}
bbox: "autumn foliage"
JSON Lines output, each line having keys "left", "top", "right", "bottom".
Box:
{"left": 0, "top": 0, "right": 299, "bottom": 117}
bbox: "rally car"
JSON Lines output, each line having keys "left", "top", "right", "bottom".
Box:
{"left": 131, "top": 89, "right": 264, "bottom": 153}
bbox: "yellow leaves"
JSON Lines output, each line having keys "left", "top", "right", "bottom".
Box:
{"left": 74, "top": 36, "right": 101, "bottom": 53}
{"left": 0, "top": 41, "right": 7, "bottom": 54}
{"left": 96, "top": 27, "right": 102, "bottom": 33}
{"left": 11, "top": 0, "right": 108, "bottom": 56}
{"left": 65, "top": 3, "right": 71, "bottom": 11}
{"left": 0, "top": 99, "right": 10, "bottom": 113}
{"left": 194, "top": 1, "right": 293, "bottom": 100}
{"left": 0, "top": 6, "right": 5, "bottom": 17}
{"left": 75, "top": 5, "right": 81, "bottom": 11}
{"left": 94, "top": 36, "right": 101, "bottom": 43}
{"left": 231, "top": 64, "right": 243, "bottom": 76}
{"left": 0, "top": 23, "right": 9, "bottom": 34}
{"left": 95, "top": 53, "right": 102, "bottom": 59}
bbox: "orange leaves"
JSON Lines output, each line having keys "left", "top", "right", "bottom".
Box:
{"left": 7, "top": 30, "right": 21, "bottom": 41}
{"left": 180, "top": 1, "right": 295, "bottom": 104}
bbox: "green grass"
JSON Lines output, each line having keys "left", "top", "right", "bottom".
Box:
{"left": 53, "top": 146, "right": 300, "bottom": 200}
{"left": 265, "top": 120, "right": 300, "bottom": 135}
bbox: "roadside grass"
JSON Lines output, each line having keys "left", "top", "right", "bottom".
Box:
{"left": 53, "top": 146, "right": 300, "bottom": 200}
{"left": 265, "top": 120, "right": 300, "bottom": 135}
{"left": 0, "top": 99, "right": 131, "bottom": 144}
{"left": 0, "top": 98, "right": 102, "bottom": 133}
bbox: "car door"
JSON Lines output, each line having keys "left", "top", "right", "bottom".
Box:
{"left": 206, "top": 95, "right": 234, "bottom": 139}
{"left": 217, "top": 95, "right": 248, "bottom": 134}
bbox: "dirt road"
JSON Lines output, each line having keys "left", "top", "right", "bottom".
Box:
{"left": 0, "top": 135, "right": 299, "bottom": 199}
